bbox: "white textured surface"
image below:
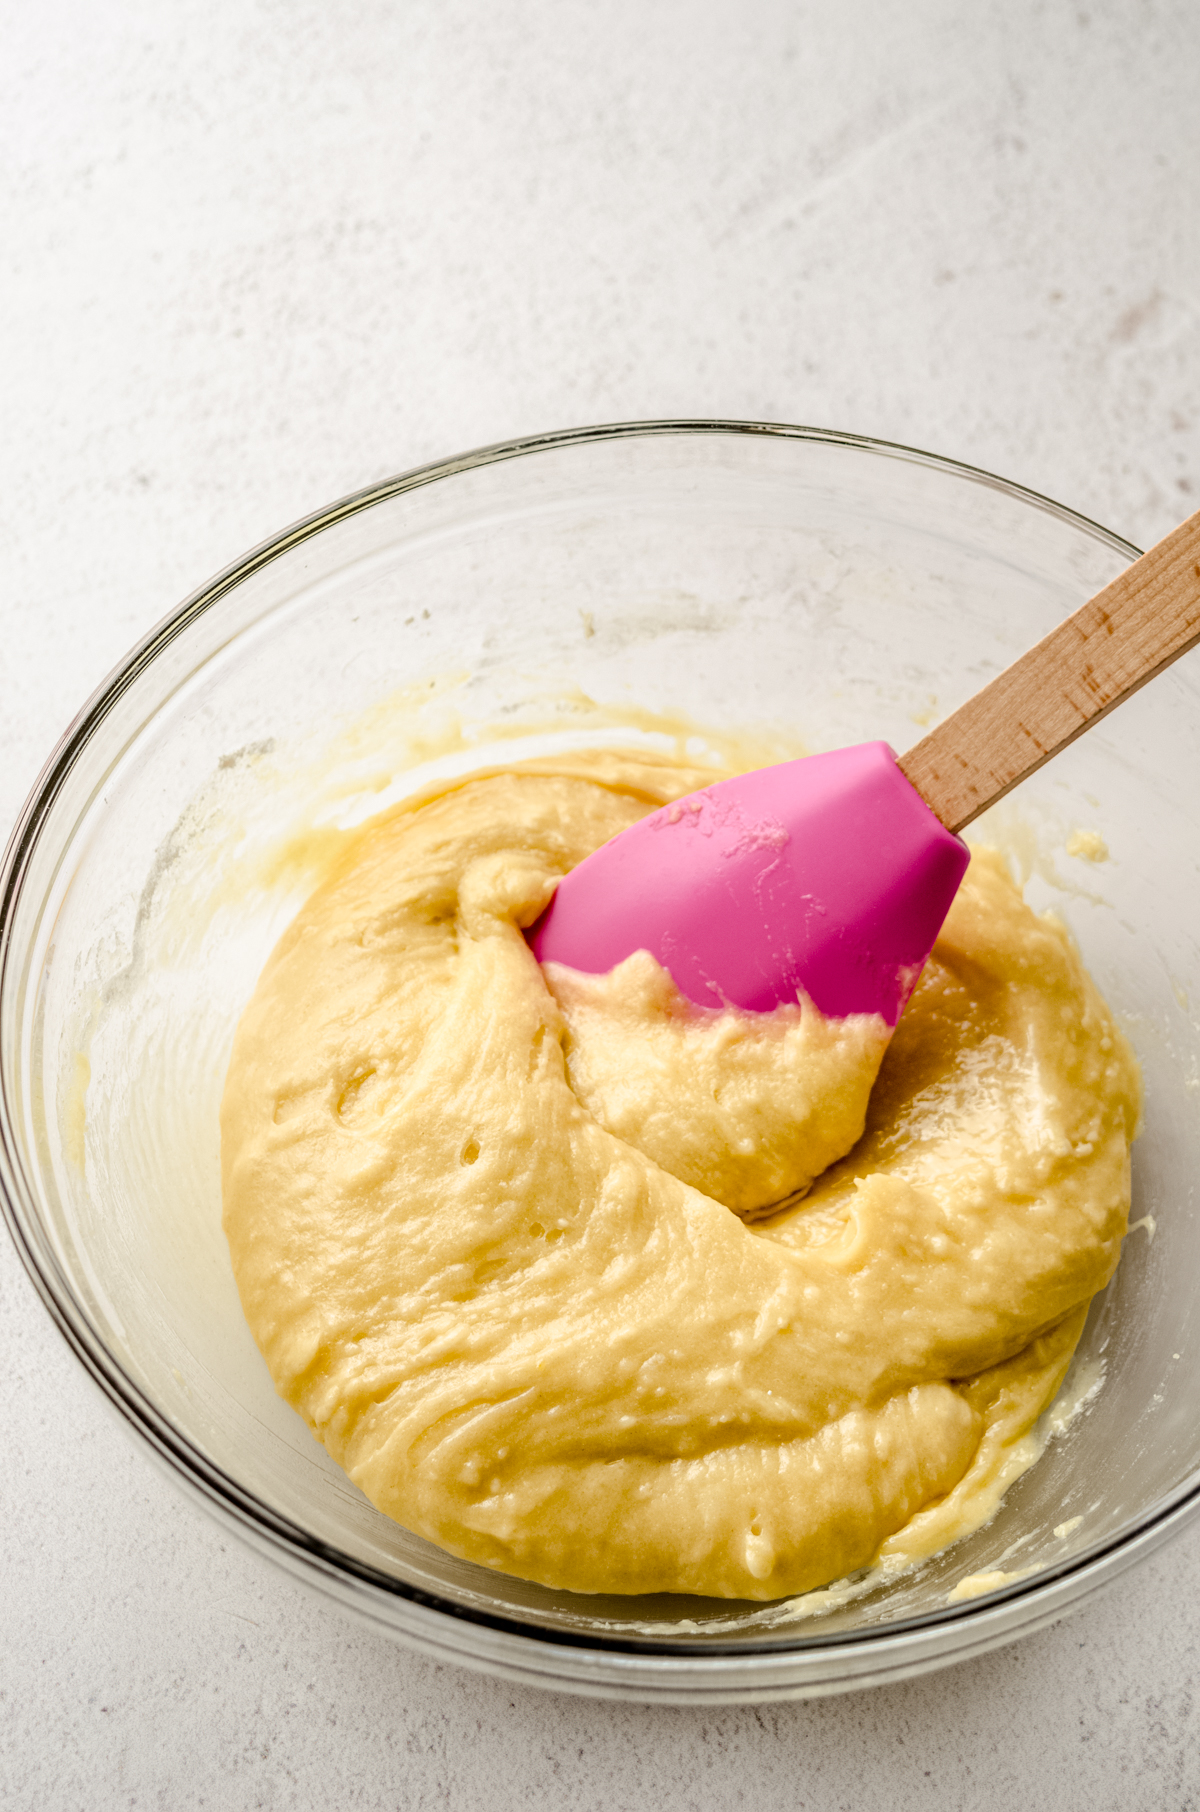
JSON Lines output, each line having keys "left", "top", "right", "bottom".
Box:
{"left": 4, "top": 2, "right": 1200, "bottom": 1805}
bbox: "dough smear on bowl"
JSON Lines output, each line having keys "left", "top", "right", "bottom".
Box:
{"left": 221, "top": 748, "right": 1141, "bottom": 1600}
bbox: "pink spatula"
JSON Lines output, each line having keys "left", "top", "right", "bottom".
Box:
{"left": 532, "top": 506, "right": 1200, "bottom": 1024}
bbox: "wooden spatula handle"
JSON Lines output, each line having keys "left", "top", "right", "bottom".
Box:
{"left": 898, "top": 507, "right": 1200, "bottom": 834}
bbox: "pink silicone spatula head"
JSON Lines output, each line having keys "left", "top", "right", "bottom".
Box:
{"left": 531, "top": 506, "right": 1200, "bottom": 1022}
{"left": 533, "top": 743, "right": 964, "bottom": 1023}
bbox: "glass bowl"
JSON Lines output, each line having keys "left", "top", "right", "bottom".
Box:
{"left": 4, "top": 422, "right": 1199, "bottom": 1704}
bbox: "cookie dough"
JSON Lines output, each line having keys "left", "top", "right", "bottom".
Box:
{"left": 220, "top": 749, "right": 1140, "bottom": 1599}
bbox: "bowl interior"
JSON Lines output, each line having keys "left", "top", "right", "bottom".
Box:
{"left": 7, "top": 424, "right": 1200, "bottom": 1651}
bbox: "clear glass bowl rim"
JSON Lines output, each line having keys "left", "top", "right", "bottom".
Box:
{"left": 5, "top": 416, "right": 1196, "bottom": 1684}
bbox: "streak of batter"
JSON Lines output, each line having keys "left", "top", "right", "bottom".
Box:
{"left": 221, "top": 749, "right": 1140, "bottom": 1599}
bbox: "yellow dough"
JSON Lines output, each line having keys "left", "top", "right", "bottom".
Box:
{"left": 220, "top": 749, "right": 1141, "bottom": 1600}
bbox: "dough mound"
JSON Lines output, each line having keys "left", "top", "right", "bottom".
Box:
{"left": 221, "top": 751, "right": 1140, "bottom": 1600}
{"left": 543, "top": 949, "right": 891, "bottom": 1215}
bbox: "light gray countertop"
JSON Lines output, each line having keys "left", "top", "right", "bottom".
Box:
{"left": 4, "top": 3, "right": 1200, "bottom": 1805}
